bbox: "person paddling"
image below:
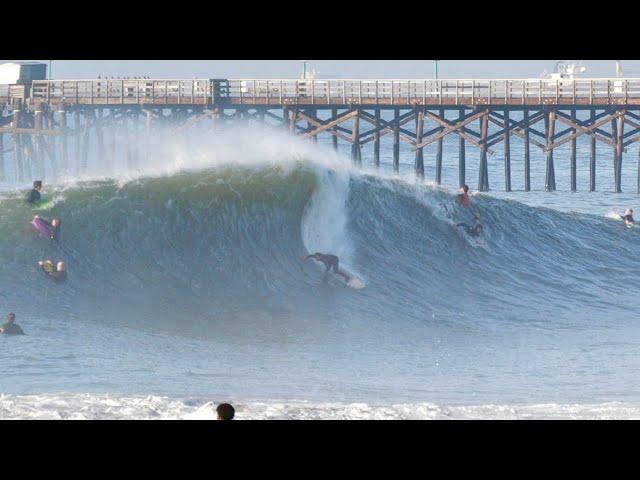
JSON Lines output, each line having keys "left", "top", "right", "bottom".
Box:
{"left": 621, "top": 208, "right": 634, "bottom": 227}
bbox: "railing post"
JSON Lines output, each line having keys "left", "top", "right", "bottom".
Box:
{"left": 539, "top": 79, "right": 542, "bottom": 104}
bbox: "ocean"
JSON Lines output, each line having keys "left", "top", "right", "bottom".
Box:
{"left": 1, "top": 118, "right": 639, "bottom": 420}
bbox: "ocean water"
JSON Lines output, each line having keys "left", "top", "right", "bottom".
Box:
{"left": 1, "top": 118, "right": 640, "bottom": 420}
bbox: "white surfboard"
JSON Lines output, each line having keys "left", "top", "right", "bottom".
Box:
{"left": 609, "top": 212, "right": 635, "bottom": 228}
{"left": 333, "top": 269, "right": 365, "bottom": 290}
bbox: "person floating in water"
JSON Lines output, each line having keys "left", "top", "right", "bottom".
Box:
{"left": 26, "top": 180, "right": 43, "bottom": 204}
{"left": 621, "top": 208, "right": 634, "bottom": 227}
{"left": 32, "top": 215, "right": 61, "bottom": 242}
{"left": 457, "top": 214, "right": 484, "bottom": 237}
{"left": 457, "top": 184, "right": 471, "bottom": 209}
{"left": 303, "top": 252, "right": 351, "bottom": 282}
{"left": 37, "top": 260, "right": 68, "bottom": 284}
{"left": 0, "top": 313, "right": 24, "bottom": 335}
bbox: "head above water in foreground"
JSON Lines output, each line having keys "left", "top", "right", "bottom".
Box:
{"left": 6, "top": 313, "right": 15, "bottom": 324}
{"left": 217, "top": 403, "right": 235, "bottom": 420}
{"left": 33, "top": 180, "right": 42, "bottom": 191}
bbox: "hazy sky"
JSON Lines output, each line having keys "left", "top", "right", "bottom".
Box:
{"left": 4, "top": 60, "right": 639, "bottom": 79}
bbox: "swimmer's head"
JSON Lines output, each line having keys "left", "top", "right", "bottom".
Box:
{"left": 216, "top": 403, "right": 235, "bottom": 420}
{"left": 33, "top": 180, "right": 42, "bottom": 191}
{"left": 56, "top": 261, "right": 65, "bottom": 272}
{"left": 6, "top": 313, "right": 15, "bottom": 324}
{"left": 625, "top": 208, "right": 633, "bottom": 216}
{"left": 461, "top": 185, "right": 469, "bottom": 194}
{"left": 51, "top": 217, "right": 61, "bottom": 227}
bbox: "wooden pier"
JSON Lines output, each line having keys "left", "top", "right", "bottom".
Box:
{"left": 2, "top": 77, "right": 640, "bottom": 192}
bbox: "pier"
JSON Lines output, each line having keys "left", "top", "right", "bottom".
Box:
{"left": 2, "top": 77, "right": 640, "bottom": 192}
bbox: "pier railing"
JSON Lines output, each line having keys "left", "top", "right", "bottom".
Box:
{"left": 216, "top": 78, "right": 640, "bottom": 106}
{"left": 30, "top": 79, "right": 212, "bottom": 105}
{"left": 18, "top": 77, "right": 640, "bottom": 107}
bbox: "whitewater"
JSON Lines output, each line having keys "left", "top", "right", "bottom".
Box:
{"left": 1, "top": 123, "right": 640, "bottom": 420}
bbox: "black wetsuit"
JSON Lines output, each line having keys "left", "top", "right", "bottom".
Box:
{"left": 0, "top": 323, "right": 24, "bottom": 335}
{"left": 306, "top": 253, "right": 350, "bottom": 281}
{"left": 622, "top": 214, "right": 634, "bottom": 223}
{"left": 26, "top": 189, "right": 41, "bottom": 204}
{"left": 457, "top": 222, "right": 483, "bottom": 237}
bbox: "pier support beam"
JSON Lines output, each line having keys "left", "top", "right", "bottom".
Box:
{"left": 393, "top": 109, "right": 400, "bottom": 174}
{"left": 46, "top": 110, "right": 57, "bottom": 180}
{"left": 523, "top": 109, "right": 530, "bottom": 191}
{"left": 351, "top": 111, "right": 361, "bottom": 166}
{"left": 81, "top": 110, "right": 91, "bottom": 172}
{"left": 458, "top": 109, "right": 465, "bottom": 187}
{"left": 373, "top": 109, "right": 380, "bottom": 168}
{"left": 637, "top": 146, "right": 640, "bottom": 194}
{"left": 331, "top": 108, "right": 338, "bottom": 151}
{"left": 615, "top": 113, "right": 624, "bottom": 193}
{"left": 146, "top": 109, "right": 153, "bottom": 163}
{"left": 478, "top": 111, "right": 489, "bottom": 192}
{"left": 435, "top": 109, "right": 443, "bottom": 185}
{"left": 611, "top": 116, "right": 618, "bottom": 191}
{"left": 96, "top": 108, "right": 106, "bottom": 172}
{"left": 58, "top": 108, "right": 68, "bottom": 175}
{"left": 74, "top": 111, "right": 81, "bottom": 175}
{"left": 0, "top": 133, "right": 4, "bottom": 181}
{"left": 504, "top": 109, "right": 511, "bottom": 192}
{"left": 590, "top": 110, "right": 596, "bottom": 191}
{"left": 545, "top": 109, "right": 556, "bottom": 191}
{"left": 34, "top": 109, "right": 44, "bottom": 179}
{"left": 13, "top": 110, "right": 23, "bottom": 182}
{"left": 414, "top": 108, "right": 424, "bottom": 179}
{"left": 570, "top": 110, "right": 577, "bottom": 192}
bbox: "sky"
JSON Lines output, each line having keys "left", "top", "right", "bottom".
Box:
{"left": 3, "top": 60, "right": 640, "bottom": 79}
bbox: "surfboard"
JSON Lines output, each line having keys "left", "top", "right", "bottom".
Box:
{"left": 610, "top": 212, "right": 635, "bottom": 228}
{"left": 32, "top": 199, "right": 55, "bottom": 211}
{"left": 31, "top": 216, "right": 52, "bottom": 237}
{"left": 333, "top": 269, "right": 365, "bottom": 290}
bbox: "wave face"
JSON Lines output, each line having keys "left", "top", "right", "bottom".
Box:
{"left": 2, "top": 158, "right": 640, "bottom": 337}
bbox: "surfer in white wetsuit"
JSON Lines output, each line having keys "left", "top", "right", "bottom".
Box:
{"left": 303, "top": 253, "right": 351, "bottom": 282}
